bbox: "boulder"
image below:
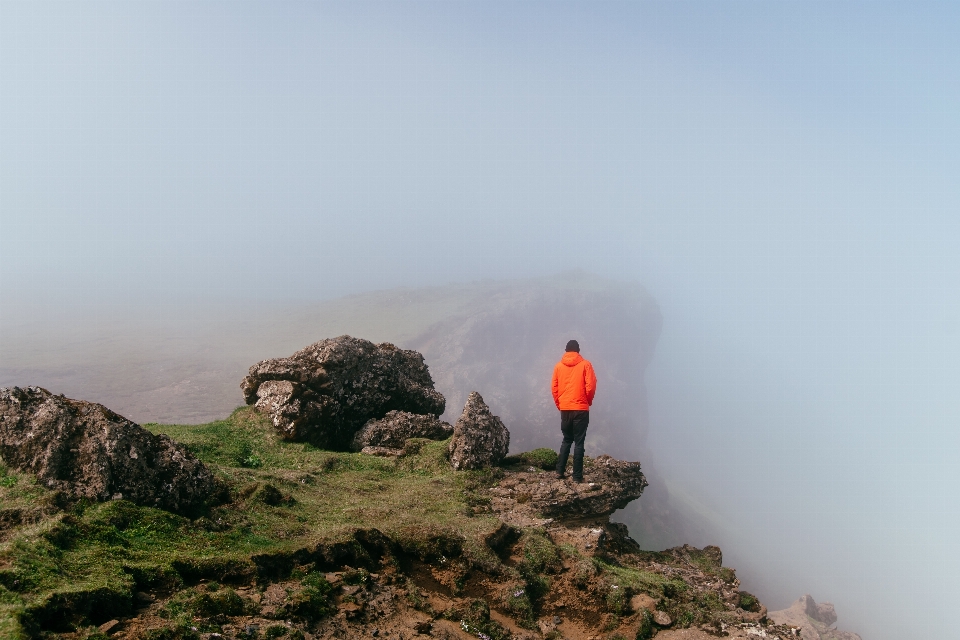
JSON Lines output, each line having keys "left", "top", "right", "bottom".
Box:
{"left": 350, "top": 410, "right": 453, "bottom": 452}
{"left": 241, "top": 336, "right": 446, "bottom": 450}
{"left": 0, "top": 387, "right": 226, "bottom": 516}
{"left": 448, "top": 392, "right": 510, "bottom": 470}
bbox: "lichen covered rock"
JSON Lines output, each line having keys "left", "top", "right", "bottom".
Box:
{"left": 351, "top": 410, "right": 453, "bottom": 452}
{"left": 487, "top": 454, "right": 647, "bottom": 524}
{"left": 0, "top": 386, "right": 226, "bottom": 516}
{"left": 241, "top": 336, "right": 446, "bottom": 450}
{"left": 448, "top": 392, "right": 509, "bottom": 470}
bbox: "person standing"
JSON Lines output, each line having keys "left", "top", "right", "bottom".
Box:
{"left": 551, "top": 339, "right": 597, "bottom": 482}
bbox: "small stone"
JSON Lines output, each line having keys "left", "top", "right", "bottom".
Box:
{"left": 98, "top": 620, "right": 121, "bottom": 634}
{"left": 653, "top": 610, "right": 672, "bottom": 626}
{"left": 538, "top": 618, "right": 557, "bottom": 634}
{"left": 414, "top": 620, "right": 433, "bottom": 634}
{"left": 630, "top": 594, "right": 657, "bottom": 613}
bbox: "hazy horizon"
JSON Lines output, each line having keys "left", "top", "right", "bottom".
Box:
{"left": 4, "top": 2, "right": 960, "bottom": 638}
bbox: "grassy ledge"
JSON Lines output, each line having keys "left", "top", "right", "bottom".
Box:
{"left": 0, "top": 408, "right": 784, "bottom": 640}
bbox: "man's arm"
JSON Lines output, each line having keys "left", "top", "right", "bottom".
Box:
{"left": 584, "top": 361, "right": 597, "bottom": 406}
{"left": 551, "top": 365, "right": 561, "bottom": 409}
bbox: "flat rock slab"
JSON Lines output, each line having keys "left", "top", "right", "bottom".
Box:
{"left": 488, "top": 454, "right": 647, "bottom": 524}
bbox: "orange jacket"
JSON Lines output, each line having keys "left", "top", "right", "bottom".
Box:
{"left": 551, "top": 352, "right": 597, "bottom": 411}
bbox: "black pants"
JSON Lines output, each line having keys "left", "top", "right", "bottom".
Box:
{"left": 556, "top": 410, "right": 589, "bottom": 479}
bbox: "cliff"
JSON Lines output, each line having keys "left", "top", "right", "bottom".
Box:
{"left": 0, "top": 399, "right": 803, "bottom": 640}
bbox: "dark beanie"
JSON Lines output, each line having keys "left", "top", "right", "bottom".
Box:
{"left": 565, "top": 339, "right": 580, "bottom": 353}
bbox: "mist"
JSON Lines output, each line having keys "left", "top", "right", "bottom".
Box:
{"left": 3, "top": 2, "right": 960, "bottom": 638}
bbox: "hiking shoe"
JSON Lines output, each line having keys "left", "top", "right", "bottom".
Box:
{"left": 555, "top": 471, "right": 566, "bottom": 479}
{"left": 572, "top": 476, "right": 584, "bottom": 483}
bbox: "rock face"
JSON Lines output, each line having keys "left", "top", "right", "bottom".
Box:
{"left": 447, "top": 392, "right": 510, "bottom": 470}
{"left": 486, "top": 454, "right": 648, "bottom": 525}
{"left": 769, "top": 595, "right": 861, "bottom": 640}
{"left": 0, "top": 387, "right": 225, "bottom": 516}
{"left": 350, "top": 410, "right": 453, "bottom": 452}
{"left": 241, "top": 336, "right": 446, "bottom": 450}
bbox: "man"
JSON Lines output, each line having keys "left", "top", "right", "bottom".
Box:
{"left": 551, "top": 339, "right": 597, "bottom": 482}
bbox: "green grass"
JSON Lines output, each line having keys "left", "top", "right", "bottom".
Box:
{"left": 593, "top": 559, "right": 681, "bottom": 599}
{"left": 502, "top": 448, "right": 559, "bottom": 471}
{"left": 0, "top": 407, "right": 504, "bottom": 637}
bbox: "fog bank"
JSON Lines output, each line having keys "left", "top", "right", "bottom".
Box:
{"left": 4, "top": 2, "right": 960, "bottom": 638}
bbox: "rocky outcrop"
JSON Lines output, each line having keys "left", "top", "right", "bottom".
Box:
{"left": 769, "top": 595, "right": 861, "bottom": 640}
{"left": 0, "top": 387, "right": 226, "bottom": 516}
{"left": 486, "top": 454, "right": 647, "bottom": 525}
{"left": 241, "top": 336, "right": 446, "bottom": 450}
{"left": 350, "top": 410, "right": 453, "bottom": 452}
{"left": 447, "top": 392, "right": 509, "bottom": 470}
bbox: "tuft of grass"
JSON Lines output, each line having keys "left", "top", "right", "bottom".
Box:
{"left": 502, "top": 448, "right": 558, "bottom": 471}
{"left": 451, "top": 599, "right": 511, "bottom": 640}
{"left": 635, "top": 610, "right": 654, "bottom": 640}
{"left": 502, "top": 584, "right": 534, "bottom": 625}
{"left": 191, "top": 587, "right": 246, "bottom": 617}
{"left": 0, "top": 464, "right": 18, "bottom": 489}
{"left": 594, "top": 560, "right": 675, "bottom": 598}
{"left": 236, "top": 442, "right": 263, "bottom": 469}
{"left": 282, "top": 572, "right": 335, "bottom": 620}
{"left": 514, "top": 530, "right": 560, "bottom": 606}
{"left": 519, "top": 531, "right": 562, "bottom": 575}
{"left": 265, "top": 624, "right": 289, "bottom": 638}
{"left": 738, "top": 591, "right": 760, "bottom": 612}
{"left": 605, "top": 582, "right": 629, "bottom": 616}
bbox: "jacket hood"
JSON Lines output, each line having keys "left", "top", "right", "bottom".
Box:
{"left": 561, "top": 352, "right": 584, "bottom": 366}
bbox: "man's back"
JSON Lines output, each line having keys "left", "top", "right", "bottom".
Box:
{"left": 551, "top": 351, "right": 597, "bottom": 411}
